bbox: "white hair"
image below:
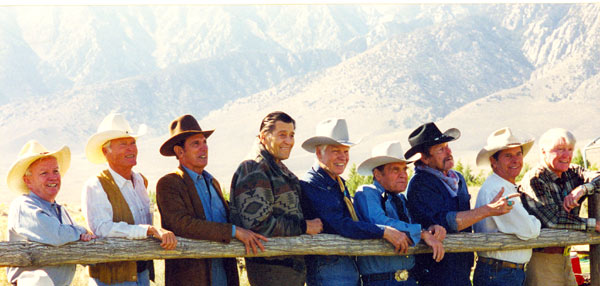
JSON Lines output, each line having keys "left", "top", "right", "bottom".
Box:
{"left": 102, "top": 140, "right": 112, "bottom": 152}
{"left": 538, "top": 128, "right": 576, "bottom": 153}
{"left": 316, "top": 144, "right": 330, "bottom": 157}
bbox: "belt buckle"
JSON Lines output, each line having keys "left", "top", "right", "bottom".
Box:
{"left": 563, "top": 246, "right": 572, "bottom": 257}
{"left": 395, "top": 269, "right": 409, "bottom": 282}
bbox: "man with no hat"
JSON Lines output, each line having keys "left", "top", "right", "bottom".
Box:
{"left": 405, "top": 122, "right": 517, "bottom": 286}
{"left": 353, "top": 141, "right": 446, "bottom": 286}
{"left": 519, "top": 128, "right": 600, "bottom": 286}
{"left": 156, "top": 114, "right": 267, "bottom": 286}
{"left": 82, "top": 112, "right": 177, "bottom": 286}
{"left": 473, "top": 128, "right": 541, "bottom": 286}
{"left": 229, "top": 111, "right": 323, "bottom": 286}
{"left": 300, "top": 118, "right": 414, "bottom": 286}
{"left": 6, "top": 140, "right": 96, "bottom": 286}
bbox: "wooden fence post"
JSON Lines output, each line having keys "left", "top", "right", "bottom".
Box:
{"left": 590, "top": 193, "right": 600, "bottom": 286}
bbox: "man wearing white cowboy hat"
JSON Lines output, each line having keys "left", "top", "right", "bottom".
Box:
{"left": 300, "top": 118, "right": 410, "bottom": 286}
{"left": 353, "top": 141, "right": 446, "bottom": 286}
{"left": 6, "top": 140, "right": 96, "bottom": 286}
{"left": 82, "top": 112, "right": 177, "bottom": 286}
{"left": 230, "top": 111, "right": 322, "bottom": 286}
{"left": 157, "top": 114, "right": 268, "bottom": 286}
{"left": 404, "top": 122, "right": 517, "bottom": 286}
{"left": 519, "top": 128, "right": 600, "bottom": 286}
{"left": 472, "top": 127, "right": 541, "bottom": 286}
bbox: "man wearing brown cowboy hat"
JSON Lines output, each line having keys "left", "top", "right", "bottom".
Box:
{"left": 82, "top": 112, "right": 177, "bottom": 286}
{"left": 353, "top": 141, "right": 446, "bottom": 286}
{"left": 404, "top": 122, "right": 517, "bottom": 286}
{"left": 6, "top": 140, "right": 96, "bottom": 286}
{"left": 156, "top": 114, "right": 267, "bottom": 286}
{"left": 300, "top": 118, "right": 411, "bottom": 286}
{"left": 472, "top": 127, "right": 541, "bottom": 286}
{"left": 229, "top": 111, "right": 323, "bottom": 286}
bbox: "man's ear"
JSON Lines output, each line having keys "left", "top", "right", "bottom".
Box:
{"left": 173, "top": 145, "right": 183, "bottom": 157}
{"left": 372, "top": 168, "right": 383, "bottom": 182}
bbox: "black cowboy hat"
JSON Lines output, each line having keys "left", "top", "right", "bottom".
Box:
{"left": 160, "top": 114, "right": 214, "bottom": 156}
{"left": 404, "top": 122, "right": 461, "bottom": 159}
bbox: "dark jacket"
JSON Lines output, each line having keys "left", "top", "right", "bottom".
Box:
{"left": 156, "top": 166, "right": 239, "bottom": 286}
{"left": 406, "top": 168, "right": 474, "bottom": 286}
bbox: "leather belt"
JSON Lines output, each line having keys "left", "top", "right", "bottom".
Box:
{"left": 248, "top": 257, "right": 305, "bottom": 273}
{"left": 533, "top": 246, "right": 567, "bottom": 255}
{"left": 361, "top": 269, "right": 409, "bottom": 282}
{"left": 477, "top": 256, "right": 526, "bottom": 270}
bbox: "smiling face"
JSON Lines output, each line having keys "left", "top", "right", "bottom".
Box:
{"left": 260, "top": 120, "right": 295, "bottom": 162}
{"left": 373, "top": 162, "right": 409, "bottom": 194}
{"left": 490, "top": 146, "right": 523, "bottom": 184}
{"left": 317, "top": 144, "right": 350, "bottom": 176}
{"left": 421, "top": 142, "right": 454, "bottom": 174}
{"left": 103, "top": 137, "right": 138, "bottom": 172}
{"left": 543, "top": 137, "right": 574, "bottom": 177}
{"left": 23, "top": 156, "right": 61, "bottom": 202}
{"left": 176, "top": 133, "right": 209, "bottom": 174}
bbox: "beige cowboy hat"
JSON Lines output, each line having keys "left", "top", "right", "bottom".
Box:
{"left": 357, "top": 141, "right": 421, "bottom": 176}
{"left": 6, "top": 140, "right": 70, "bottom": 193}
{"left": 85, "top": 112, "right": 147, "bottom": 164}
{"left": 160, "top": 114, "right": 214, "bottom": 156}
{"left": 301, "top": 118, "right": 356, "bottom": 153}
{"left": 476, "top": 127, "right": 535, "bottom": 166}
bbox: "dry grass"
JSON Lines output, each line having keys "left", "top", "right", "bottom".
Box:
{"left": 0, "top": 203, "right": 250, "bottom": 286}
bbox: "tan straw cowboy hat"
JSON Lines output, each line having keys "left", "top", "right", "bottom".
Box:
{"left": 85, "top": 112, "right": 147, "bottom": 164}
{"left": 301, "top": 118, "right": 355, "bottom": 153}
{"left": 357, "top": 141, "right": 421, "bottom": 176}
{"left": 476, "top": 127, "right": 535, "bottom": 166}
{"left": 6, "top": 140, "right": 70, "bottom": 193}
{"left": 160, "top": 114, "right": 214, "bottom": 156}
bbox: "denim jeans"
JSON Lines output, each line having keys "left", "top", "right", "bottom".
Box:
{"left": 473, "top": 262, "right": 525, "bottom": 286}
{"left": 306, "top": 255, "right": 359, "bottom": 286}
{"left": 89, "top": 269, "right": 150, "bottom": 286}
{"left": 362, "top": 276, "right": 417, "bottom": 286}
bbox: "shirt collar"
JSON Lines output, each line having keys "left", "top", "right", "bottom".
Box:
{"left": 26, "top": 191, "right": 54, "bottom": 207}
{"left": 490, "top": 172, "right": 517, "bottom": 187}
{"left": 313, "top": 164, "right": 340, "bottom": 188}
{"left": 181, "top": 165, "right": 213, "bottom": 185}
{"left": 372, "top": 180, "right": 386, "bottom": 195}
{"left": 107, "top": 166, "right": 132, "bottom": 189}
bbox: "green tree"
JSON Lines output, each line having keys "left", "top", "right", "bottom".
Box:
{"left": 345, "top": 164, "right": 373, "bottom": 195}
{"left": 453, "top": 160, "right": 486, "bottom": 187}
{"left": 571, "top": 148, "right": 599, "bottom": 170}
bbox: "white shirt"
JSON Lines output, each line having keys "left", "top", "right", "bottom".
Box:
{"left": 474, "top": 172, "right": 541, "bottom": 264}
{"left": 82, "top": 167, "right": 152, "bottom": 239}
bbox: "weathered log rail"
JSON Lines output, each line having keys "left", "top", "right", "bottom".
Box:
{"left": 1, "top": 229, "right": 599, "bottom": 267}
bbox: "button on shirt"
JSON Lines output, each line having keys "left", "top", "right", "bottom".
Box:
{"left": 82, "top": 167, "right": 152, "bottom": 239}
{"left": 7, "top": 192, "right": 87, "bottom": 285}
{"left": 183, "top": 166, "right": 232, "bottom": 286}
{"left": 474, "top": 173, "right": 541, "bottom": 264}
{"left": 354, "top": 181, "right": 422, "bottom": 275}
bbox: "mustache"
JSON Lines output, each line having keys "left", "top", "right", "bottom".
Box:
{"left": 444, "top": 155, "right": 453, "bottom": 162}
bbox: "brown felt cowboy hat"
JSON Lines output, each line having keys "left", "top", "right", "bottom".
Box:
{"left": 404, "top": 122, "right": 461, "bottom": 159}
{"left": 476, "top": 127, "right": 534, "bottom": 166}
{"left": 160, "top": 114, "right": 214, "bottom": 156}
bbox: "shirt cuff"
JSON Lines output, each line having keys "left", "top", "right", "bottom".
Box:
{"left": 232, "top": 225, "right": 236, "bottom": 238}
{"left": 446, "top": 211, "right": 459, "bottom": 232}
{"left": 587, "top": 218, "right": 597, "bottom": 232}
{"left": 300, "top": 220, "right": 307, "bottom": 234}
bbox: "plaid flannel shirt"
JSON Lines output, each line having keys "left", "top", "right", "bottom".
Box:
{"left": 519, "top": 163, "right": 600, "bottom": 231}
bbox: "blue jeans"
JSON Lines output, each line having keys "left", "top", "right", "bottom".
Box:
{"left": 89, "top": 269, "right": 150, "bottom": 286}
{"left": 473, "top": 262, "right": 525, "bottom": 286}
{"left": 306, "top": 255, "right": 359, "bottom": 286}
{"left": 362, "top": 276, "right": 417, "bottom": 286}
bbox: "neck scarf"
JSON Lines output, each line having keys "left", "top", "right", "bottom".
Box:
{"left": 416, "top": 164, "right": 460, "bottom": 197}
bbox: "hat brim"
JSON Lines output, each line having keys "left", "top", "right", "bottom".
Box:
{"left": 476, "top": 139, "right": 535, "bottom": 166}
{"left": 159, "top": 129, "right": 214, "bottom": 156}
{"left": 301, "top": 136, "right": 355, "bottom": 153}
{"left": 85, "top": 126, "right": 146, "bottom": 164}
{"left": 404, "top": 128, "right": 461, "bottom": 159}
{"left": 357, "top": 153, "right": 421, "bottom": 176}
{"left": 6, "top": 146, "right": 71, "bottom": 194}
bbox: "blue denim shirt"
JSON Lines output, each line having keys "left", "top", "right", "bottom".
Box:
{"left": 300, "top": 164, "right": 384, "bottom": 239}
{"left": 354, "top": 181, "right": 421, "bottom": 275}
{"left": 183, "top": 166, "right": 233, "bottom": 286}
{"left": 406, "top": 167, "right": 474, "bottom": 286}
{"left": 7, "top": 192, "right": 87, "bottom": 285}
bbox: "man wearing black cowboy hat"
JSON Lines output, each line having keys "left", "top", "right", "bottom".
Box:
{"left": 156, "top": 114, "right": 267, "bottom": 286}
{"left": 404, "top": 122, "right": 516, "bottom": 286}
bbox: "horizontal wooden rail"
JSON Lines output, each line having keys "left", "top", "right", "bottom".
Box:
{"left": 1, "top": 229, "right": 599, "bottom": 267}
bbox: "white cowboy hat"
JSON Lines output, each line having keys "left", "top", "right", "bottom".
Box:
{"left": 476, "top": 127, "right": 535, "bottom": 166}
{"left": 85, "top": 112, "right": 147, "bottom": 164}
{"left": 6, "top": 140, "right": 70, "bottom": 194}
{"left": 357, "top": 141, "right": 421, "bottom": 176}
{"left": 301, "top": 118, "right": 355, "bottom": 153}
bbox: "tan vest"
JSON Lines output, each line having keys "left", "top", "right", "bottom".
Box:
{"left": 88, "top": 169, "right": 148, "bottom": 284}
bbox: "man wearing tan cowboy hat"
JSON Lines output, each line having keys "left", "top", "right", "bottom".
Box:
{"left": 472, "top": 127, "right": 541, "bottom": 286}
{"left": 353, "top": 141, "right": 446, "bottom": 286}
{"left": 6, "top": 140, "right": 96, "bottom": 286}
{"left": 299, "top": 118, "right": 411, "bottom": 286}
{"left": 81, "top": 112, "right": 176, "bottom": 286}
{"left": 156, "top": 114, "right": 267, "bottom": 286}
{"left": 519, "top": 128, "right": 600, "bottom": 286}
{"left": 404, "top": 122, "right": 517, "bottom": 286}
{"left": 229, "top": 111, "right": 322, "bottom": 286}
